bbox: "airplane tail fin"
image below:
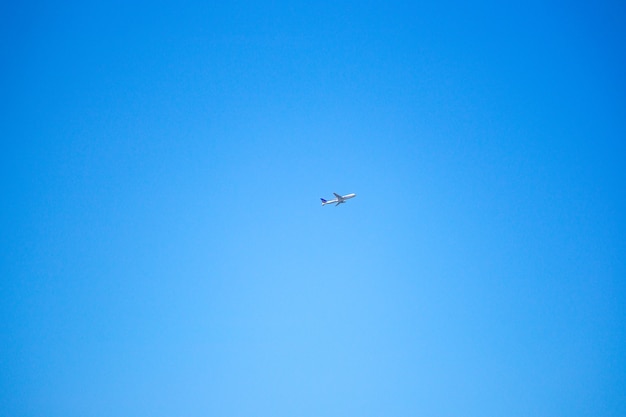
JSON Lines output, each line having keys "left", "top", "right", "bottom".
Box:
{"left": 320, "top": 198, "right": 327, "bottom": 205}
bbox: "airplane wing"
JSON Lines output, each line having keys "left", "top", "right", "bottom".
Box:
{"left": 333, "top": 192, "right": 342, "bottom": 200}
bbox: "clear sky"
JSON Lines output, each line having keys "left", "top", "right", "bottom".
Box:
{"left": 2, "top": 1, "right": 625, "bottom": 416}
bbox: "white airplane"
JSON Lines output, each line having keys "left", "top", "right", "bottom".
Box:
{"left": 320, "top": 192, "right": 357, "bottom": 206}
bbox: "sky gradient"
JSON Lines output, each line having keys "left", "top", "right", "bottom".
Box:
{"left": 2, "top": 1, "right": 625, "bottom": 416}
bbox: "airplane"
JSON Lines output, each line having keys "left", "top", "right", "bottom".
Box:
{"left": 320, "top": 192, "right": 357, "bottom": 206}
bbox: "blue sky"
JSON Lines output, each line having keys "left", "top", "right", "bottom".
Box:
{"left": 2, "top": 1, "right": 625, "bottom": 416}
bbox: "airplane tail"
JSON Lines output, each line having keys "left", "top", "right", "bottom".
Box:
{"left": 320, "top": 198, "right": 327, "bottom": 205}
